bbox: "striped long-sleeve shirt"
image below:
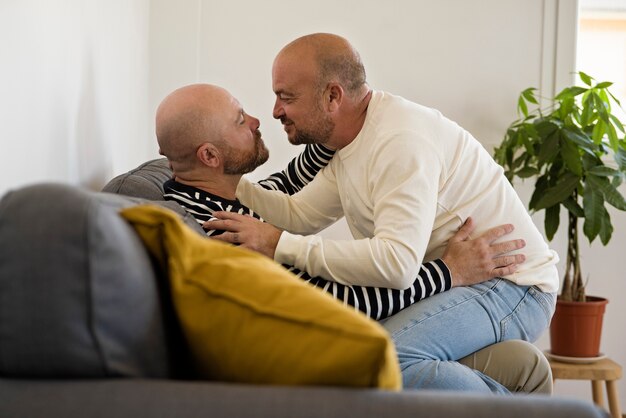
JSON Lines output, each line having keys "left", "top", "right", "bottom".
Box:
{"left": 163, "top": 144, "right": 452, "bottom": 320}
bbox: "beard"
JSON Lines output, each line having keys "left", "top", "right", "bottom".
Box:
{"left": 223, "top": 129, "right": 270, "bottom": 175}
{"left": 281, "top": 109, "right": 335, "bottom": 146}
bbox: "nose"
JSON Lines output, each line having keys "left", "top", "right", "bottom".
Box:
{"left": 249, "top": 115, "right": 260, "bottom": 131}
{"left": 273, "top": 98, "right": 284, "bottom": 119}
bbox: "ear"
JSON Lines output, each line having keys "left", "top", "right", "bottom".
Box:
{"left": 325, "top": 83, "right": 343, "bottom": 112}
{"left": 197, "top": 142, "right": 221, "bottom": 169}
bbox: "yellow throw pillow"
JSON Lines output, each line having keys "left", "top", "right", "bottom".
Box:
{"left": 120, "top": 205, "right": 401, "bottom": 390}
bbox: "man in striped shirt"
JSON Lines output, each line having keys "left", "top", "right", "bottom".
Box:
{"left": 155, "top": 83, "right": 552, "bottom": 394}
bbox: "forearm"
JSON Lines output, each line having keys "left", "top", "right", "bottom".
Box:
{"left": 275, "top": 231, "right": 425, "bottom": 289}
{"left": 237, "top": 172, "right": 342, "bottom": 234}
{"left": 256, "top": 144, "right": 334, "bottom": 194}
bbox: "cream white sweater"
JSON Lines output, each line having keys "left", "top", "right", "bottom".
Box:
{"left": 238, "top": 91, "right": 559, "bottom": 292}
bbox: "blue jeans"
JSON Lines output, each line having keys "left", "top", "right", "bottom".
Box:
{"left": 379, "top": 278, "right": 556, "bottom": 394}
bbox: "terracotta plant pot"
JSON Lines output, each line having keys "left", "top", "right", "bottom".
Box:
{"left": 549, "top": 296, "right": 608, "bottom": 357}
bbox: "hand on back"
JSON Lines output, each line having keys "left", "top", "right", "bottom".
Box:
{"left": 442, "top": 217, "right": 526, "bottom": 287}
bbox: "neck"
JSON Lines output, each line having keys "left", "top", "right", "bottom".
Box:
{"left": 330, "top": 88, "right": 372, "bottom": 150}
{"left": 174, "top": 171, "right": 241, "bottom": 201}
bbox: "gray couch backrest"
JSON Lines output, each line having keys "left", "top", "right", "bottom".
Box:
{"left": 0, "top": 184, "right": 173, "bottom": 378}
{"left": 103, "top": 158, "right": 171, "bottom": 201}
{"left": 102, "top": 158, "right": 203, "bottom": 234}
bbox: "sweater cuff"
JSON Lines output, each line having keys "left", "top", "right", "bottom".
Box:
{"left": 274, "top": 231, "right": 299, "bottom": 266}
{"left": 433, "top": 258, "right": 452, "bottom": 291}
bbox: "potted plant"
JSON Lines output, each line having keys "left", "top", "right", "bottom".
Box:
{"left": 494, "top": 72, "right": 626, "bottom": 358}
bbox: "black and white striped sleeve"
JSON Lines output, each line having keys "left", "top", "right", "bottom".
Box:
{"left": 256, "top": 144, "right": 335, "bottom": 195}
{"left": 287, "top": 258, "right": 452, "bottom": 321}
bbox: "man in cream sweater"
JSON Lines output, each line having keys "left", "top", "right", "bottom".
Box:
{"left": 208, "top": 34, "right": 559, "bottom": 393}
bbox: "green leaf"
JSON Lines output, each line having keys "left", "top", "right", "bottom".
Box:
{"left": 556, "top": 86, "right": 588, "bottom": 100}
{"left": 562, "top": 196, "right": 585, "bottom": 217}
{"left": 598, "top": 89, "right": 612, "bottom": 112}
{"left": 616, "top": 148, "right": 626, "bottom": 171}
{"left": 555, "top": 87, "right": 572, "bottom": 101}
{"left": 534, "top": 119, "right": 558, "bottom": 137}
{"left": 579, "top": 71, "right": 593, "bottom": 86}
{"left": 560, "top": 133, "right": 583, "bottom": 176}
{"left": 593, "top": 92, "right": 611, "bottom": 124}
{"left": 587, "top": 174, "right": 626, "bottom": 210}
{"left": 582, "top": 153, "right": 601, "bottom": 171}
{"left": 571, "top": 86, "right": 589, "bottom": 96}
{"left": 505, "top": 145, "right": 514, "bottom": 168}
{"left": 609, "top": 114, "right": 625, "bottom": 133}
{"left": 529, "top": 175, "right": 549, "bottom": 210}
{"left": 521, "top": 88, "right": 539, "bottom": 104}
{"left": 583, "top": 185, "right": 603, "bottom": 242}
{"left": 592, "top": 120, "right": 606, "bottom": 144}
{"left": 595, "top": 81, "right": 613, "bottom": 89}
{"left": 538, "top": 132, "right": 560, "bottom": 165}
{"left": 562, "top": 127, "right": 597, "bottom": 156}
{"left": 583, "top": 180, "right": 613, "bottom": 245}
{"left": 516, "top": 166, "right": 539, "bottom": 178}
{"left": 518, "top": 95, "right": 528, "bottom": 118}
{"left": 607, "top": 121, "right": 619, "bottom": 151}
{"left": 588, "top": 166, "right": 619, "bottom": 177}
{"left": 544, "top": 204, "right": 560, "bottom": 241}
{"left": 511, "top": 153, "right": 526, "bottom": 170}
{"left": 493, "top": 147, "right": 505, "bottom": 167}
{"left": 609, "top": 91, "right": 622, "bottom": 107}
{"left": 534, "top": 173, "right": 580, "bottom": 210}
{"left": 599, "top": 205, "right": 613, "bottom": 245}
{"left": 580, "top": 98, "right": 594, "bottom": 127}
{"left": 558, "top": 97, "right": 576, "bottom": 121}
{"left": 581, "top": 89, "right": 591, "bottom": 105}
{"left": 521, "top": 130, "right": 535, "bottom": 155}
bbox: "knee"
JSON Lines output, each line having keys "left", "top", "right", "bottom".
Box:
{"left": 459, "top": 340, "right": 553, "bottom": 394}
{"left": 499, "top": 340, "right": 553, "bottom": 394}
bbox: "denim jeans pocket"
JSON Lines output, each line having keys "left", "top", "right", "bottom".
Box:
{"left": 499, "top": 287, "right": 553, "bottom": 342}
{"left": 528, "top": 287, "right": 557, "bottom": 321}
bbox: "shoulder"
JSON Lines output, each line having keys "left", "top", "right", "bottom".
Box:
{"left": 365, "top": 92, "right": 449, "bottom": 143}
{"left": 360, "top": 93, "right": 449, "bottom": 174}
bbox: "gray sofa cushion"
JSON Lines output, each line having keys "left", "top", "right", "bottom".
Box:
{"left": 102, "top": 158, "right": 204, "bottom": 234}
{"left": 0, "top": 184, "right": 171, "bottom": 378}
{"left": 103, "top": 158, "right": 171, "bottom": 201}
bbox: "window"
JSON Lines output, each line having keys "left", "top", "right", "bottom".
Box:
{"left": 578, "top": 0, "right": 626, "bottom": 119}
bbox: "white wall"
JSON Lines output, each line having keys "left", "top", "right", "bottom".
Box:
{"left": 149, "top": 0, "right": 626, "bottom": 407}
{"left": 0, "top": 0, "right": 152, "bottom": 195}
{"left": 150, "top": 0, "right": 554, "bottom": 176}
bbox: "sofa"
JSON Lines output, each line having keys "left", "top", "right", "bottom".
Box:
{"left": 0, "top": 159, "right": 608, "bottom": 418}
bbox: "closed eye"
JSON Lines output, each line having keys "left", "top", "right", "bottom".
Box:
{"left": 276, "top": 91, "right": 296, "bottom": 103}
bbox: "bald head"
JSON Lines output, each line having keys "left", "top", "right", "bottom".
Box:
{"left": 156, "top": 83, "right": 269, "bottom": 181}
{"left": 156, "top": 84, "right": 232, "bottom": 171}
{"left": 276, "top": 33, "right": 367, "bottom": 96}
